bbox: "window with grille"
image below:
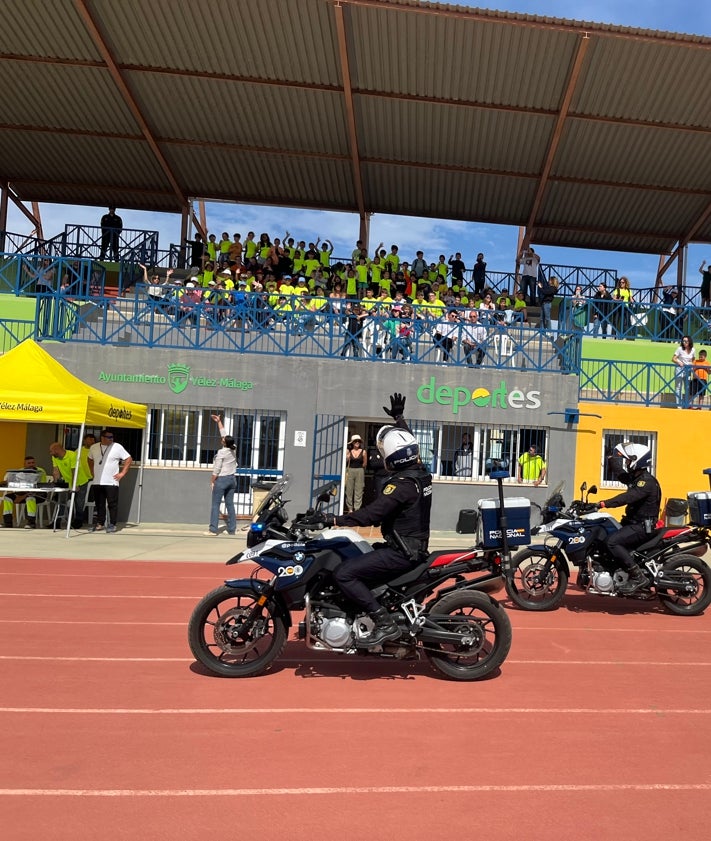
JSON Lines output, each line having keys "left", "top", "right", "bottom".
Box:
{"left": 409, "top": 420, "right": 548, "bottom": 482}
{"left": 601, "top": 429, "right": 656, "bottom": 488}
{"left": 144, "top": 404, "right": 285, "bottom": 475}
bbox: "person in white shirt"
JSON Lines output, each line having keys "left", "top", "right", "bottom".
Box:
{"left": 88, "top": 429, "right": 132, "bottom": 533}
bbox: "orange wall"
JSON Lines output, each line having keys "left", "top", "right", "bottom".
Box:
{"left": 575, "top": 403, "right": 709, "bottom": 508}
{"left": 0, "top": 423, "right": 28, "bottom": 477}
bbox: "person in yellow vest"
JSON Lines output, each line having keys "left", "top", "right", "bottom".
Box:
{"left": 206, "top": 234, "right": 218, "bottom": 264}
{"left": 317, "top": 239, "right": 333, "bottom": 268}
{"left": 517, "top": 445, "right": 547, "bottom": 487}
{"left": 49, "top": 441, "right": 93, "bottom": 529}
{"left": 354, "top": 258, "right": 370, "bottom": 298}
{"left": 2, "top": 455, "right": 48, "bottom": 529}
{"left": 244, "top": 231, "right": 258, "bottom": 265}
{"left": 218, "top": 232, "right": 231, "bottom": 268}
{"left": 385, "top": 244, "right": 400, "bottom": 274}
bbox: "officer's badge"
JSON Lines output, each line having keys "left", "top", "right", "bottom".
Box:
{"left": 636, "top": 480, "right": 646, "bottom": 487}
{"left": 383, "top": 484, "right": 396, "bottom": 495}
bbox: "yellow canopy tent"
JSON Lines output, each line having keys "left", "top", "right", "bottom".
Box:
{"left": 0, "top": 338, "right": 146, "bottom": 428}
{"left": 0, "top": 339, "right": 147, "bottom": 535}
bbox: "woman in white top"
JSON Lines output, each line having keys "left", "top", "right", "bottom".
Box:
{"left": 208, "top": 415, "right": 238, "bottom": 535}
{"left": 672, "top": 335, "right": 695, "bottom": 408}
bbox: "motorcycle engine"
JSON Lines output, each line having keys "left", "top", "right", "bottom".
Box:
{"left": 311, "top": 605, "right": 354, "bottom": 648}
{"left": 590, "top": 570, "right": 615, "bottom": 594}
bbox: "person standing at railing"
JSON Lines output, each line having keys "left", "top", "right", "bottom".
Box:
{"left": 538, "top": 276, "right": 558, "bottom": 332}
{"left": 98, "top": 207, "right": 122, "bottom": 262}
{"left": 672, "top": 335, "right": 696, "bottom": 409}
{"left": 612, "top": 276, "right": 634, "bottom": 338}
{"left": 518, "top": 246, "right": 539, "bottom": 306}
{"left": 699, "top": 260, "right": 711, "bottom": 309}
{"left": 471, "top": 252, "right": 487, "bottom": 296}
{"left": 592, "top": 281, "right": 614, "bottom": 339}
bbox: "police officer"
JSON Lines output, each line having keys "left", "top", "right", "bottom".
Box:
{"left": 597, "top": 442, "right": 662, "bottom": 594}
{"left": 305, "top": 393, "right": 432, "bottom": 647}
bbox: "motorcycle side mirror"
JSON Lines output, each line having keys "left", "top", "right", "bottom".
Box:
{"left": 580, "top": 481, "right": 587, "bottom": 496}
{"left": 316, "top": 490, "right": 334, "bottom": 504}
{"left": 588, "top": 485, "right": 598, "bottom": 496}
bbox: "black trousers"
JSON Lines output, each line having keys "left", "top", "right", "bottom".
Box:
{"left": 607, "top": 523, "right": 648, "bottom": 569}
{"left": 333, "top": 546, "right": 415, "bottom": 613}
{"left": 93, "top": 485, "right": 120, "bottom": 526}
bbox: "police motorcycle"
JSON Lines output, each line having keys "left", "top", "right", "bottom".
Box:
{"left": 504, "top": 481, "right": 711, "bottom": 615}
{"left": 188, "top": 475, "right": 512, "bottom": 681}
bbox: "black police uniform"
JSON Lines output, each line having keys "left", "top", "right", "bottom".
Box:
{"left": 602, "top": 469, "right": 662, "bottom": 569}
{"left": 330, "top": 464, "right": 432, "bottom": 614}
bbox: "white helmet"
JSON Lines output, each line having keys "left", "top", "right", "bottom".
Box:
{"left": 613, "top": 441, "right": 652, "bottom": 473}
{"left": 376, "top": 425, "right": 419, "bottom": 471}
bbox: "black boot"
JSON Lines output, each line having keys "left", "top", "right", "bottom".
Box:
{"left": 618, "top": 566, "right": 646, "bottom": 595}
{"left": 360, "top": 607, "right": 401, "bottom": 647}
{"left": 1, "top": 514, "right": 13, "bottom": 528}
{"left": 24, "top": 517, "right": 37, "bottom": 530}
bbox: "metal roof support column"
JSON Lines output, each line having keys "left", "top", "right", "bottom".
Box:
{"left": 31, "top": 201, "right": 44, "bottom": 242}
{"left": 73, "top": 0, "right": 189, "bottom": 212}
{"left": 6, "top": 186, "right": 42, "bottom": 229}
{"left": 359, "top": 213, "right": 371, "bottom": 252}
{"left": 521, "top": 32, "right": 591, "bottom": 250}
{"left": 0, "top": 182, "right": 8, "bottom": 252}
{"left": 179, "top": 205, "right": 190, "bottom": 269}
{"left": 334, "top": 2, "right": 367, "bottom": 232}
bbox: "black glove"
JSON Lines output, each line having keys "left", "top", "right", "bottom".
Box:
{"left": 298, "top": 511, "right": 333, "bottom": 529}
{"left": 383, "top": 392, "right": 406, "bottom": 419}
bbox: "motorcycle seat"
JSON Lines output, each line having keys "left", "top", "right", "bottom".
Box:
{"left": 386, "top": 561, "right": 431, "bottom": 588}
{"left": 633, "top": 529, "right": 666, "bottom": 554}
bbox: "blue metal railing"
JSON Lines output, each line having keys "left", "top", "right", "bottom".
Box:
{"left": 0, "top": 296, "right": 702, "bottom": 408}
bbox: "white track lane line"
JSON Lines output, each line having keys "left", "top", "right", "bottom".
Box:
{"left": 0, "top": 706, "right": 709, "bottom": 715}
{"left": 0, "top": 783, "right": 710, "bottom": 796}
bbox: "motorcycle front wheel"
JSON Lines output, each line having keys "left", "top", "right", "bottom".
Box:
{"left": 424, "top": 591, "right": 512, "bottom": 681}
{"left": 188, "top": 585, "right": 288, "bottom": 677}
{"left": 657, "top": 555, "right": 711, "bottom": 616}
{"left": 504, "top": 548, "right": 568, "bottom": 610}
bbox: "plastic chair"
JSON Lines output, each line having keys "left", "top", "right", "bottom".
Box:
{"left": 492, "top": 332, "right": 516, "bottom": 367}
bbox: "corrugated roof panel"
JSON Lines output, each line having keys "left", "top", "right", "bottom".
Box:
{"left": 0, "top": 62, "right": 140, "bottom": 134}
{"left": 573, "top": 37, "right": 711, "bottom": 127}
{"left": 126, "top": 71, "right": 348, "bottom": 153}
{"left": 0, "top": 0, "right": 100, "bottom": 60}
{"left": 356, "top": 94, "right": 553, "bottom": 173}
{"left": 554, "top": 120, "right": 711, "bottom": 191}
{"left": 348, "top": 3, "right": 579, "bottom": 110}
{"left": 534, "top": 227, "right": 678, "bottom": 254}
{"left": 9, "top": 181, "right": 180, "bottom": 213}
{"left": 538, "top": 181, "right": 708, "bottom": 240}
{"left": 165, "top": 146, "right": 356, "bottom": 209}
{"left": 363, "top": 162, "right": 538, "bottom": 224}
{"left": 0, "top": 131, "right": 170, "bottom": 190}
{"left": 92, "top": 0, "right": 341, "bottom": 85}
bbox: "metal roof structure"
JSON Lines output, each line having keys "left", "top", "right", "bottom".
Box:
{"left": 2, "top": 0, "right": 711, "bottom": 256}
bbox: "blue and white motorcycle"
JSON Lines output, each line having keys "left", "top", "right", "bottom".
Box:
{"left": 505, "top": 483, "right": 711, "bottom": 614}
{"left": 188, "top": 476, "right": 512, "bottom": 680}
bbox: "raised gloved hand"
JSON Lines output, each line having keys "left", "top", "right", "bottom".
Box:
{"left": 383, "top": 392, "right": 406, "bottom": 419}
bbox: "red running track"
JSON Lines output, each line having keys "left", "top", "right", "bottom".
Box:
{"left": 1, "top": 556, "right": 710, "bottom": 841}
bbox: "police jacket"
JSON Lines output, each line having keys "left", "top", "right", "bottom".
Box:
{"left": 334, "top": 465, "right": 432, "bottom": 547}
{"left": 602, "top": 469, "right": 661, "bottom": 524}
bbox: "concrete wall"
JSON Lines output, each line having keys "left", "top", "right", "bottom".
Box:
{"left": 46, "top": 344, "right": 580, "bottom": 530}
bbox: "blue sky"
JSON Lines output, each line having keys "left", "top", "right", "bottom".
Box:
{"left": 6, "top": 1, "right": 711, "bottom": 291}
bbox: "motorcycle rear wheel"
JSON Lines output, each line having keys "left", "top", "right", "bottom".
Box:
{"left": 657, "top": 555, "right": 711, "bottom": 616}
{"left": 504, "top": 548, "right": 568, "bottom": 611}
{"left": 425, "top": 591, "right": 512, "bottom": 681}
{"left": 188, "top": 585, "right": 287, "bottom": 677}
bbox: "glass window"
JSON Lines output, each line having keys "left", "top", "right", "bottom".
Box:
{"left": 602, "top": 429, "right": 656, "bottom": 487}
